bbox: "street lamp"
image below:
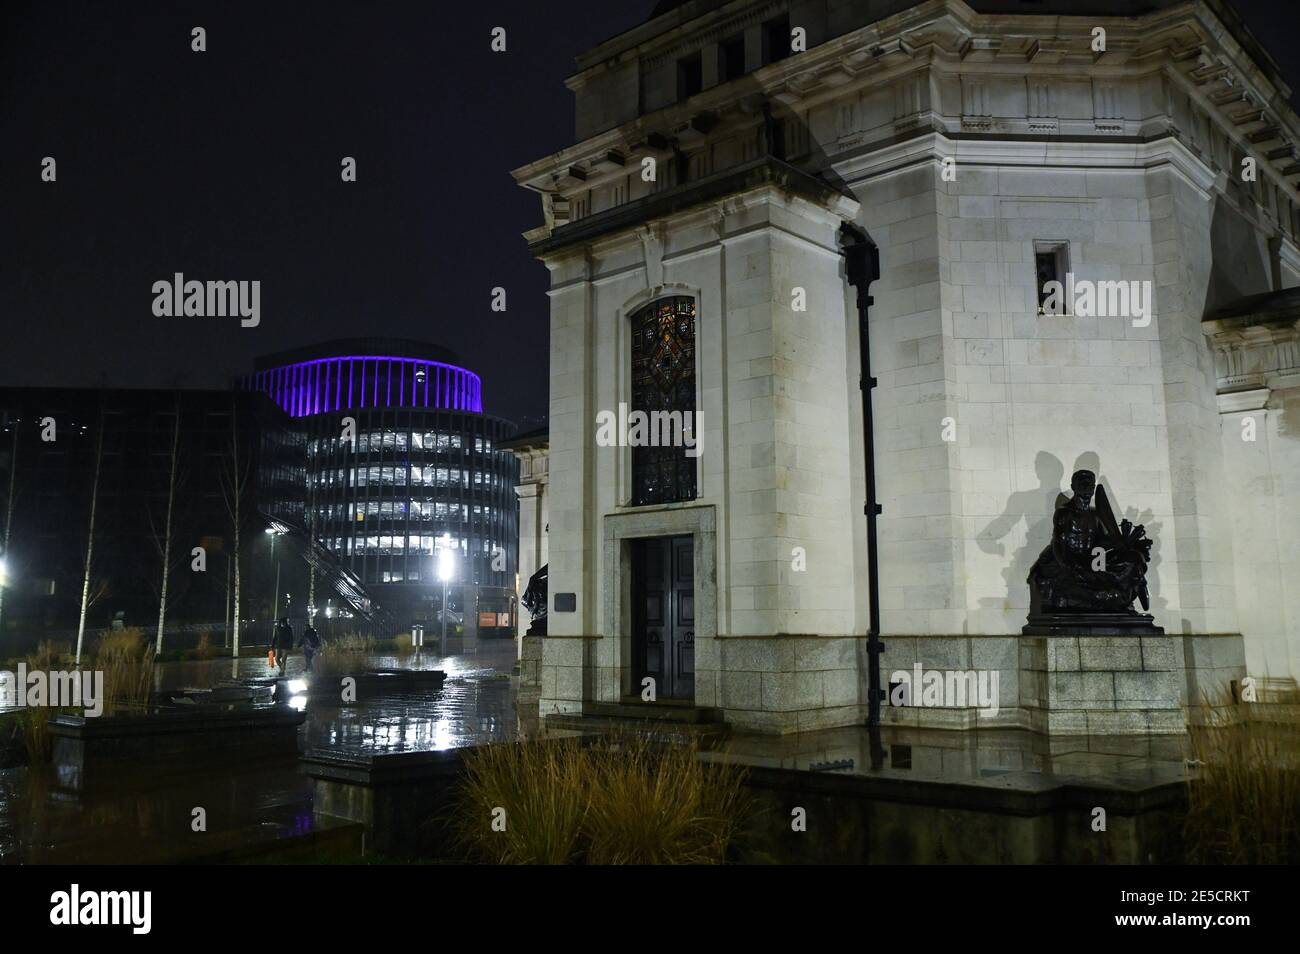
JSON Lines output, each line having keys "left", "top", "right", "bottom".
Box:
{"left": 0, "top": 556, "right": 8, "bottom": 589}
{"left": 265, "top": 526, "right": 284, "bottom": 644}
{"left": 437, "top": 534, "right": 455, "bottom": 656}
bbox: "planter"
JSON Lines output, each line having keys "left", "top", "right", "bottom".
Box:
{"left": 50, "top": 704, "right": 306, "bottom": 792}
{"left": 301, "top": 746, "right": 466, "bottom": 858}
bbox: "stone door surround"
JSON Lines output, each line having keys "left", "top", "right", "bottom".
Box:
{"left": 603, "top": 504, "right": 717, "bottom": 701}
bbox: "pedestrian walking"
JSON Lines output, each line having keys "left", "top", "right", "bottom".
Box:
{"left": 301, "top": 622, "right": 321, "bottom": 673}
{"left": 272, "top": 616, "right": 294, "bottom": 676}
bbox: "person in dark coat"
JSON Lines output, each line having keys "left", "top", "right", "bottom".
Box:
{"left": 272, "top": 617, "right": 294, "bottom": 676}
{"left": 300, "top": 623, "right": 321, "bottom": 673}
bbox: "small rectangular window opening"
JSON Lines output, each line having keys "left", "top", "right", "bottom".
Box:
{"left": 1034, "top": 241, "right": 1070, "bottom": 315}
{"left": 719, "top": 35, "right": 745, "bottom": 82}
{"left": 763, "top": 16, "right": 791, "bottom": 64}
{"left": 677, "top": 53, "right": 702, "bottom": 102}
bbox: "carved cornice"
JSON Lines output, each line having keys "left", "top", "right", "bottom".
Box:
{"left": 515, "top": 0, "right": 1300, "bottom": 242}
{"left": 1203, "top": 290, "right": 1300, "bottom": 394}
{"left": 527, "top": 155, "right": 858, "bottom": 259}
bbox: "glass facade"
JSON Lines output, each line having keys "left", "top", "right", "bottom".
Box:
{"left": 295, "top": 407, "right": 517, "bottom": 590}
{"left": 242, "top": 340, "right": 518, "bottom": 621}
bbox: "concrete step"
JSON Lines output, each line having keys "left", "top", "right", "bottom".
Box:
{"left": 545, "top": 701, "right": 730, "bottom": 745}
{"left": 545, "top": 713, "right": 729, "bottom": 746}
{"left": 583, "top": 700, "right": 723, "bottom": 724}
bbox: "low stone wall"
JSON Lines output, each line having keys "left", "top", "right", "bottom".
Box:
{"left": 50, "top": 704, "right": 306, "bottom": 791}
{"left": 302, "top": 746, "right": 467, "bottom": 858}
{"left": 738, "top": 763, "right": 1187, "bottom": 864}
{"left": 533, "top": 631, "right": 1247, "bottom": 736}
{"left": 303, "top": 731, "right": 1190, "bottom": 864}
{"left": 879, "top": 632, "right": 1246, "bottom": 735}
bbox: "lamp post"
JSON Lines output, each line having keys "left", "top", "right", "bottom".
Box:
{"left": 437, "top": 534, "right": 455, "bottom": 656}
{"left": 265, "top": 526, "right": 283, "bottom": 644}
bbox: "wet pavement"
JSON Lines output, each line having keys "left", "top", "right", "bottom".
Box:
{"left": 1, "top": 638, "right": 524, "bottom": 863}
{"left": 153, "top": 638, "right": 525, "bottom": 753}
{"left": 704, "top": 723, "right": 1193, "bottom": 795}
{"left": 0, "top": 637, "right": 1205, "bottom": 862}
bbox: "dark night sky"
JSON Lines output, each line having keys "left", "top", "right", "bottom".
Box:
{"left": 2, "top": 1, "right": 1296, "bottom": 426}
{"left": 0, "top": 0, "right": 655, "bottom": 425}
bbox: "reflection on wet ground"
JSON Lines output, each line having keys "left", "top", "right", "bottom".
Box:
{"left": 1, "top": 638, "right": 522, "bottom": 863}
{"left": 1, "top": 636, "right": 1200, "bottom": 862}
{"left": 149, "top": 639, "right": 523, "bottom": 752}
{"left": 306, "top": 654, "right": 518, "bottom": 754}
{"left": 706, "top": 723, "right": 1193, "bottom": 794}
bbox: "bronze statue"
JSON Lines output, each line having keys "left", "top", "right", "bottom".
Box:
{"left": 1024, "top": 470, "right": 1162, "bottom": 634}
{"left": 521, "top": 564, "right": 547, "bottom": 636}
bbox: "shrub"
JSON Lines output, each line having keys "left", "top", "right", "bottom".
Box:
{"left": 393, "top": 632, "right": 414, "bottom": 656}
{"left": 16, "top": 641, "right": 63, "bottom": 762}
{"left": 315, "top": 632, "right": 375, "bottom": 676}
{"left": 453, "top": 738, "right": 591, "bottom": 864}
{"left": 451, "top": 733, "right": 752, "bottom": 865}
{"left": 1184, "top": 691, "right": 1300, "bottom": 864}
{"left": 585, "top": 737, "right": 751, "bottom": 864}
{"left": 190, "top": 631, "right": 216, "bottom": 660}
{"left": 94, "top": 627, "right": 154, "bottom": 714}
{"left": 17, "top": 706, "right": 54, "bottom": 763}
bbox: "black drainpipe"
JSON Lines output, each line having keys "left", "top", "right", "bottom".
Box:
{"left": 839, "top": 222, "right": 885, "bottom": 728}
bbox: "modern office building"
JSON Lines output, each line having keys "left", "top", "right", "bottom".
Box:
{"left": 242, "top": 338, "right": 520, "bottom": 631}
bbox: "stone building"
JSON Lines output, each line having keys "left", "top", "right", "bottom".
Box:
{"left": 500, "top": 426, "right": 550, "bottom": 642}
{"left": 512, "top": 0, "right": 1300, "bottom": 733}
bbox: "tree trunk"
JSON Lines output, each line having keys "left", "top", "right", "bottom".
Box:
{"left": 230, "top": 398, "right": 242, "bottom": 657}
{"left": 219, "top": 392, "right": 248, "bottom": 659}
{"left": 233, "top": 524, "right": 241, "bottom": 656}
{"left": 155, "top": 394, "right": 182, "bottom": 656}
{"left": 224, "top": 553, "right": 232, "bottom": 649}
{"left": 0, "top": 424, "right": 17, "bottom": 636}
{"left": 75, "top": 410, "right": 105, "bottom": 665}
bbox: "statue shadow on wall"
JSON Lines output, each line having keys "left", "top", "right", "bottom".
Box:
{"left": 976, "top": 451, "right": 1166, "bottom": 627}
{"left": 976, "top": 451, "right": 1066, "bottom": 617}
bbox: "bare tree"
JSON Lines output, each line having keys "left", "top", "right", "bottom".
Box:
{"left": 0, "top": 422, "right": 18, "bottom": 636}
{"left": 153, "top": 393, "right": 184, "bottom": 655}
{"left": 224, "top": 549, "right": 233, "bottom": 648}
{"left": 217, "top": 394, "right": 250, "bottom": 656}
{"left": 75, "top": 406, "right": 106, "bottom": 665}
{"left": 307, "top": 475, "right": 317, "bottom": 616}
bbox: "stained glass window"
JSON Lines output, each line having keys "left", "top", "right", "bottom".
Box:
{"left": 630, "top": 296, "right": 698, "bottom": 506}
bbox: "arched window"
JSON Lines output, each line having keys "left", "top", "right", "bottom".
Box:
{"left": 630, "top": 296, "right": 697, "bottom": 506}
